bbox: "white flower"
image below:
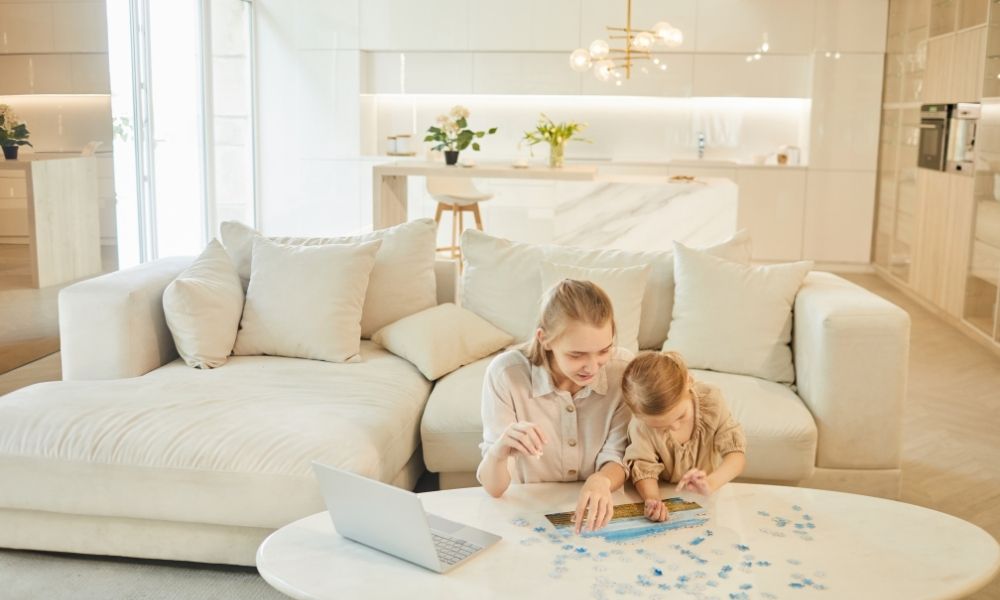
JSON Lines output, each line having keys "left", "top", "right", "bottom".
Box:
{"left": 435, "top": 114, "right": 449, "bottom": 125}
{"left": 442, "top": 120, "right": 459, "bottom": 135}
{"left": 449, "top": 105, "right": 470, "bottom": 119}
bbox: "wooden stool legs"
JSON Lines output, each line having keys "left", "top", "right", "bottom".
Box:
{"left": 434, "top": 202, "right": 484, "bottom": 260}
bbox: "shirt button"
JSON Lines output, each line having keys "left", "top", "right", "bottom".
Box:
{"left": 566, "top": 405, "right": 575, "bottom": 413}
{"left": 569, "top": 439, "right": 577, "bottom": 447}
{"left": 568, "top": 469, "right": 577, "bottom": 476}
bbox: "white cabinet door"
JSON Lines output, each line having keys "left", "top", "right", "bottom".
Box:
{"left": 362, "top": 52, "right": 473, "bottom": 94}
{"left": 469, "top": 0, "right": 580, "bottom": 51}
{"left": 803, "top": 170, "right": 877, "bottom": 264}
{"left": 695, "top": 0, "right": 815, "bottom": 53}
{"left": 814, "top": 0, "right": 888, "bottom": 54}
{"left": 0, "top": 3, "right": 54, "bottom": 54}
{"left": 692, "top": 54, "right": 810, "bottom": 98}
{"left": 808, "top": 53, "right": 884, "bottom": 171}
{"left": 360, "top": 0, "right": 468, "bottom": 51}
{"left": 736, "top": 168, "right": 807, "bottom": 261}
{"left": 472, "top": 53, "right": 582, "bottom": 95}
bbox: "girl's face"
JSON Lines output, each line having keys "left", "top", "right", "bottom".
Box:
{"left": 539, "top": 320, "right": 614, "bottom": 391}
{"left": 637, "top": 385, "right": 694, "bottom": 433}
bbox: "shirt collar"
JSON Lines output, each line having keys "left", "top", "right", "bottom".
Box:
{"left": 530, "top": 361, "right": 608, "bottom": 399}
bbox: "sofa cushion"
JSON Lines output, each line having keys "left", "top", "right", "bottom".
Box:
{"left": 0, "top": 342, "right": 430, "bottom": 529}
{"left": 540, "top": 261, "right": 651, "bottom": 353}
{"left": 233, "top": 237, "right": 381, "bottom": 363}
{"left": 372, "top": 303, "right": 513, "bottom": 381}
{"left": 162, "top": 239, "right": 244, "bottom": 369}
{"left": 421, "top": 361, "right": 816, "bottom": 481}
{"left": 460, "top": 229, "right": 751, "bottom": 350}
{"left": 220, "top": 218, "right": 438, "bottom": 338}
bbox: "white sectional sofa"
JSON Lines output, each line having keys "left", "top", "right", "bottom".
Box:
{"left": 0, "top": 228, "right": 910, "bottom": 567}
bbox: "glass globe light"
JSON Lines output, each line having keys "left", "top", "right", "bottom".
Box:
{"left": 589, "top": 39, "right": 610, "bottom": 59}
{"left": 652, "top": 21, "right": 673, "bottom": 41}
{"left": 663, "top": 27, "right": 684, "bottom": 48}
{"left": 593, "top": 59, "right": 614, "bottom": 82}
{"left": 569, "top": 48, "right": 592, "bottom": 72}
{"left": 632, "top": 31, "right": 655, "bottom": 50}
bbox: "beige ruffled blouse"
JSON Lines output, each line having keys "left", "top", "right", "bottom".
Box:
{"left": 624, "top": 381, "right": 746, "bottom": 483}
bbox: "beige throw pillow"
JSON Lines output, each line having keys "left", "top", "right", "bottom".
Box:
{"left": 233, "top": 237, "right": 382, "bottom": 363}
{"left": 162, "top": 239, "right": 245, "bottom": 369}
{"left": 663, "top": 241, "right": 813, "bottom": 383}
{"left": 539, "top": 262, "right": 651, "bottom": 353}
{"left": 372, "top": 303, "right": 514, "bottom": 380}
{"left": 220, "top": 219, "right": 437, "bottom": 338}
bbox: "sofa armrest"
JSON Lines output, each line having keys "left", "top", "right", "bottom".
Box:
{"left": 435, "top": 258, "right": 458, "bottom": 305}
{"left": 58, "top": 257, "right": 193, "bottom": 381}
{"left": 793, "top": 272, "right": 910, "bottom": 470}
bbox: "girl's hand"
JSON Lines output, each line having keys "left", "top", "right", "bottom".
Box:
{"left": 573, "top": 473, "right": 614, "bottom": 534}
{"left": 643, "top": 498, "right": 669, "bottom": 522}
{"left": 675, "top": 468, "right": 712, "bottom": 495}
{"left": 488, "top": 421, "right": 548, "bottom": 460}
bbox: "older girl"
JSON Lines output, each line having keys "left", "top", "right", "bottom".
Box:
{"left": 477, "top": 280, "right": 632, "bottom": 534}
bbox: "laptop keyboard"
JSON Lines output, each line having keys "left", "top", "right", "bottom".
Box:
{"left": 432, "top": 532, "right": 482, "bottom": 566}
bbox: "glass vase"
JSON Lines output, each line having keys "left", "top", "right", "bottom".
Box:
{"left": 548, "top": 141, "right": 565, "bottom": 168}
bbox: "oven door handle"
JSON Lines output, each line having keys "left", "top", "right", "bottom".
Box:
{"left": 919, "top": 124, "right": 940, "bottom": 129}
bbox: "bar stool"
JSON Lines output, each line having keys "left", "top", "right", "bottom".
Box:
{"left": 426, "top": 177, "right": 493, "bottom": 259}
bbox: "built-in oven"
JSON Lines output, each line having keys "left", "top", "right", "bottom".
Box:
{"left": 919, "top": 103, "right": 951, "bottom": 171}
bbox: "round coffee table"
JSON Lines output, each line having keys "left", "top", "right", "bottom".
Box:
{"left": 257, "top": 482, "right": 999, "bottom": 599}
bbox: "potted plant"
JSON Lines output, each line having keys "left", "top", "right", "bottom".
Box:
{"left": 0, "top": 104, "right": 32, "bottom": 160}
{"left": 424, "top": 106, "right": 497, "bottom": 165}
{"left": 522, "top": 114, "right": 589, "bottom": 168}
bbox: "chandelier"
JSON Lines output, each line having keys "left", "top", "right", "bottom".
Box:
{"left": 569, "top": 0, "right": 684, "bottom": 84}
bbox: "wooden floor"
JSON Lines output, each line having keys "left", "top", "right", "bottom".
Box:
{"left": 0, "top": 244, "right": 117, "bottom": 373}
{"left": 0, "top": 270, "right": 997, "bottom": 597}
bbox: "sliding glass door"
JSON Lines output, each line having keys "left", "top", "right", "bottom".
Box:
{"left": 106, "top": 0, "right": 256, "bottom": 266}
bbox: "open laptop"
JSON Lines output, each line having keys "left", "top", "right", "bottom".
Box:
{"left": 311, "top": 462, "right": 501, "bottom": 573}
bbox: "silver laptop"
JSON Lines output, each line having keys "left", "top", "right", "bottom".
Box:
{"left": 311, "top": 462, "right": 501, "bottom": 573}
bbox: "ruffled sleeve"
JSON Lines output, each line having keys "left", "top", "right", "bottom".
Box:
{"left": 624, "top": 418, "right": 665, "bottom": 482}
{"left": 697, "top": 383, "right": 747, "bottom": 457}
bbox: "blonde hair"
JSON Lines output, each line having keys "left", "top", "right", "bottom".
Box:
{"left": 522, "top": 279, "right": 616, "bottom": 370}
{"left": 621, "top": 351, "right": 689, "bottom": 416}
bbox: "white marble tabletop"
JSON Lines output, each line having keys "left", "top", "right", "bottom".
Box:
{"left": 256, "top": 482, "right": 999, "bottom": 600}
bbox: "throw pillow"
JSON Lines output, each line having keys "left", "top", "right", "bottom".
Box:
{"left": 162, "top": 239, "right": 245, "bottom": 369}
{"left": 663, "top": 241, "right": 813, "bottom": 383}
{"left": 233, "top": 237, "right": 382, "bottom": 363}
{"left": 220, "top": 218, "right": 437, "bottom": 338}
{"left": 460, "top": 229, "right": 751, "bottom": 348}
{"left": 539, "top": 262, "right": 652, "bottom": 353}
{"left": 372, "top": 303, "right": 513, "bottom": 380}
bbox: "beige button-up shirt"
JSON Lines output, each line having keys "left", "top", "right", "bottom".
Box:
{"left": 479, "top": 348, "right": 633, "bottom": 484}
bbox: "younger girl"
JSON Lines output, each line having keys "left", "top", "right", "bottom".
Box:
{"left": 478, "top": 280, "right": 633, "bottom": 534}
{"left": 622, "top": 351, "right": 746, "bottom": 523}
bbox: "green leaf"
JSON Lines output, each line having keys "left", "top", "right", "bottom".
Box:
{"left": 472, "top": 142, "right": 480, "bottom": 151}
{"left": 488, "top": 127, "right": 497, "bottom": 134}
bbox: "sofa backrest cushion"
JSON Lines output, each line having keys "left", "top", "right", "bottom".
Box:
{"left": 221, "top": 219, "right": 438, "bottom": 338}
{"left": 460, "top": 229, "right": 751, "bottom": 349}
{"left": 664, "top": 241, "right": 812, "bottom": 383}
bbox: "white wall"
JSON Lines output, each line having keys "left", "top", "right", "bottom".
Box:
{"left": 0, "top": 0, "right": 115, "bottom": 245}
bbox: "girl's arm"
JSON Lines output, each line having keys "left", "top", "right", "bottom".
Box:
{"left": 706, "top": 451, "right": 746, "bottom": 493}
{"left": 634, "top": 476, "right": 661, "bottom": 502}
